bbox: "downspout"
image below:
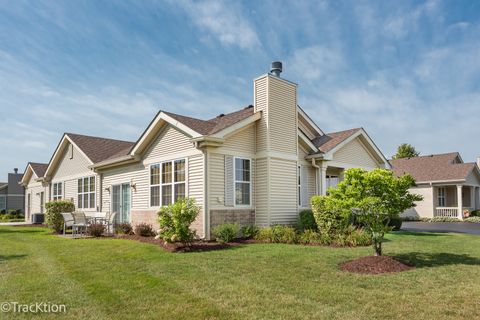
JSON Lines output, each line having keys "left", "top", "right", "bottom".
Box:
{"left": 202, "top": 147, "right": 209, "bottom": 240}
{"left": 311, "top": 158, "right": 320, "bottom": 195}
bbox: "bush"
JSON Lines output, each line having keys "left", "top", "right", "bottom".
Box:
{"left": 429, "top": 217, "right": 460, "bottom": 223}
{"left": 470, "top": 210, "right": 480, "bottom": 217}
{"left": 157, "top": 198, "right": 200, "bottom": 244}
{"left": 387, "top": 216, "right": 403, "bottom": 231}
{"left": 298, "top": 229, "right": 322, "bottom": 245}
{"left": 311, "top": 196, "right": 351, "bottom": 236}
{"left": 116, "top": 222, "right": 133, "bottom": 235}
{"left": 213, "top": 223, "right": 239, "bottom": 243}
{"left": 241, "top": 225, "right": 259, "bottom": 239}
{"left": 298, "top": 209, "right": 317, "bottom": 231}
{"left": 134, "top": 223, "right": 155, "bottom": 237}
{"left": 0, "top": 209, "right": 5, "bottom": 215}
{"left": 45, "top": 201, "right": 75, "bottom": 233}
{"left": 465, "top": 217, "right": 480, "bottom": 223}
{"left": 88, "top": 223, "right": 105, "bottom": 237}
{"left": 255, "top": 225, "right": 298, "bottom": 244}
{"left": 333, "top": 227, "right": 372, "bottom": 247}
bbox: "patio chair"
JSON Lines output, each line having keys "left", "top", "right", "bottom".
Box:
{"left": 105, "top": 212, "right": 117, "bottom": 236}
{"left": 72, "top": 211, "right": 89, "bottom": 238}
{"left": 60, "top": 212, "right": 74, "bottom": 235}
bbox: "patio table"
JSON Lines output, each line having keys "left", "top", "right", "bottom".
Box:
{"left": 85, "top": 212, "right": 109, "bottom": 225}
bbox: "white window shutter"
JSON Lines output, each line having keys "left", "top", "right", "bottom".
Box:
{"left": 225, "top": 156, "right": 234, "bottom": 206}
{"left": 301, "top": 166, "right": 309, "bottom": 207}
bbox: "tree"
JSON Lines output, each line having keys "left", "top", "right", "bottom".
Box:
{"left": 326, "top": 168, "right": 422, "bottom": 256}
{"left": 392, "top": 143, "right": 420, "bottom": 159}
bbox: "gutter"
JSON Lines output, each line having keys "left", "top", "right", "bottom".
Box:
{"left": 190, "top": 136, "right": 224, "bottom": 148}
{"left": 89, "top": 155, "right": 141, "bottom": 170}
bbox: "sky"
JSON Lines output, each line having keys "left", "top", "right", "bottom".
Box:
{"left": 0, "top": 0, "right": 479, "bottom": 181}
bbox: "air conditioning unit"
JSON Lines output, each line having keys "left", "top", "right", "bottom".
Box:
{"left": 31, "top": 213, "right": 45, "bottom": 224}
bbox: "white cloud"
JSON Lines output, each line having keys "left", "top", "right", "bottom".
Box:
{"left": 289, "top": 45, "right": 344, "bottom": 82}
{"left": 175, "top": 0, "right": 260, "bottom": 50}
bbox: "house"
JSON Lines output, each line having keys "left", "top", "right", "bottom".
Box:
{"left": 20, "top": 163, "right": 48, "bottom": 221}
{"left": 390, "top": 152, "right": 480, "bottom": 219}
{"left": 21, "top": 62, "right": 390, "bottom": 237}
{"left": 0, "top": 168, "right": 25, "bottom": 213}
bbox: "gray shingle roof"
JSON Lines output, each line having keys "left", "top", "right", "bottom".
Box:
{"left": 29, "top": 162, "right": 48, "bottom": 178}
{"left": 312, "top": 128, "right": 362, "bottom": 153}
{"left": 390, "top": 152, "right": 476, "bottom": 182}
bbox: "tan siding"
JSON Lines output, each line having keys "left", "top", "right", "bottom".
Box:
{"left": 268, "top": 77, "right": 297, "bottom": 155}
{"left": 25, "top": 174, "right": 47, "bottom": 216}
{"left": 402, "top": 186, "right": 434, "bottom": 218}
{"left": 255, "top": 158, "right": 268, "bottom": 226}
{"left": 53, "top": 142, "right": 93, "bottom": 178}
{"left": 307, "top": 166, "right": 316, "bottom": 205}
{"left": 217, "top": 124, "right": 255, "bottom": 155}
{"left": 188, "top": 154, "right": 204, "bottom": 237}
{"left": 144, "top": 125, "right": 194, "bottom": 163}
{"left": 332, "top": 137, "right": 379, "bottom": 168}
{"left": 254, "top": 77, "right": 268, "bottom": 153}
{"left": 269, "top": 158, "right": 298, "bottom": 224}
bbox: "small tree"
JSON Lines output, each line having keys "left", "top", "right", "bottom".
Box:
{"left": 157, "top": 198, "right": 200, "bottom": 245}
{"left": 45, "top": 200, "right": 75, "bottom": 233}
{"left": 326, "top": 168, "right": 422, "bottom": 256}
{"left": 392, "top": 143, "right": 420, "bottom": 159}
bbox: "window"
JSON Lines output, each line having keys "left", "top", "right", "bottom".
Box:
{"left": 40, "top": 192, "right": 44, "bottom": 214}
{"left": 298, "top": 166, "right": 301, "bottom": 206}
{"left": 52, "top": 182, "right": 63, "bottom": 201}
{"left": 0, "top": 195, "right": 6, "bottom": 211}
{"left": 27, "top": 194, "right": 31, "bottom": 217}
{"left": 326, "top": 175, "right": 339, "bottom": 189}
{"left": 234, "top": 157, "right": 251, "bottom": 206}
{"left": 77, "top": 176, "right": 95, "bottom": 209}
{"left": 150, "top": 159, "right": 186, "bottom": 207}
{"left": 438, "top": 187, "right": 446, "bottom": 207}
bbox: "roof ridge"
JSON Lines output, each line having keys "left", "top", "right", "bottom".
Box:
{"left": 65, "top": 132, "right": 135, "bottom": 144}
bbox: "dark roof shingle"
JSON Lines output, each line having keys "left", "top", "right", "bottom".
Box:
{"left": 163, "top": 105, "right": 255, "bottom": 135}
{"left": 29, "top": 162, "right": 48, "bottom": 178}
{"left": 390, "top": 152, "right": 476, "bottom": 182}
{"left": 312, "top": 128, "right": 361, "bottom": 153}
{"left": 66, "top": 133, "right": 135, "bottom": 164}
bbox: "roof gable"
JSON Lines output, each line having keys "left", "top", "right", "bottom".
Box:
{"left": 20, "top": 162, "right": 47, "bottom": 185}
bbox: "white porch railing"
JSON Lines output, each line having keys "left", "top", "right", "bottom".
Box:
{"left": 434, "top": 207, "right": 471, "bottom": 218}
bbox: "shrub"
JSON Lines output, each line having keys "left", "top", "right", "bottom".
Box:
{"left": 255, "top": 225, "right": 298, "bottom": 244}
{"left": 298, "top": 229, "right": 322, "bottom": 245}
{"left": 465, "top": 217, "right": 480, "bottom": 223}
{"left": 88, "top": 223, "right": 105, "bottom": 237}
{"left": 213, "top": 223, "right": 239, "bottom": 243}
{"left": 157, "top": 198, "right": 200, "bottom": 244}
{"left": 470, "top": 210, "right": 480, "bottom": 217}
{"left": 134, "top": 223, "right": 155, "bottom": 237}
{"left": 0, "top": 209, "right": 5, "bottom": 215}
{"left": 116, "top": 222, "right": 133, "bottom": 235}
{"left": 429, "top": 217, "right": 460, "bottom": 223}
{"left": 241, "top": 225, "right": 259, "bottom": 239}
{"left": 311, "top": 196, "right": 351, "bottom": 236}
{"left": 45, "top": 200, "right": 75, "bottom": 233}
{"left": 387, "top": 216, "right": 403, "bottom": 231}
{"left": 298, "top": 209, "right": 317, "bottom": 231}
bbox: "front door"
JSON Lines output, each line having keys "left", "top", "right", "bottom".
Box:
{"left": 112, "top": 184, "right": 131, "bottom": 224}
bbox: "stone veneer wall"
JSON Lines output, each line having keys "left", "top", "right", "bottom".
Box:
{"left": 210, "top": 209, "right": 255, "bottom": 237}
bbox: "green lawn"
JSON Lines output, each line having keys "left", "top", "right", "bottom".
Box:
{"left": 1, "top": 226, "right": 480, "bottom": 320}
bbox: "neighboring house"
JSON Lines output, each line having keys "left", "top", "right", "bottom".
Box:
{"left": 20, "top": 163, "right": 48, "bottom": 221}
{"left": 391, "top": 152, "right": 480, "bottom": 219}
{"left": 0, "top": 168, "right": 25, "bottom": 213}
{"left": 20, "top": 63, "right": 390, "bottom": 237}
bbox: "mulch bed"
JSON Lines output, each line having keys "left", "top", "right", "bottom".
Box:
{"left": 115, "top": 235, "right": 257, "bottom": 253}
{"left": 339, "top": 256, "right": 413, "bottom": 274}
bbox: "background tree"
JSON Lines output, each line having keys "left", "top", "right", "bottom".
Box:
{"left": 326, "top": 168, "right": 423, "bottom": 256}
{"left": 392, "top": 143, "right": 420, "bottom": 159}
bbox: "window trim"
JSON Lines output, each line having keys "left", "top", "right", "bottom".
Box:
{"left": 149, "top": 158, "right": 188, "bottom": 208}
{"left": 233, "top": 156, "right": 252, "bottom": 207}
{"left": 77, "top": 176, "right": 96, "bottom": 210}
{"left": 438, "top": 187, "right": 446, "bottom": 207}
{"left": 52, "top": 182, "right": 63, "bottom": 201}
{"left": 298, "top": 165, "right": 301, "bottom": 207}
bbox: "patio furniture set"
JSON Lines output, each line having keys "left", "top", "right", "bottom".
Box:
{"left": 60, "top": 211, "right": 117, "bottom": 238}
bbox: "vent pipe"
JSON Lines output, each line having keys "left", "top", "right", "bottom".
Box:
{"left": 14, "top": 168, "right": 18, "bottom": 174}
{"left": 270, "top": 61, "right": 282, "bottom": 77}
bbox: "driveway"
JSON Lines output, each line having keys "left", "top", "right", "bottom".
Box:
{"left": 402, "top": 221, "right": 480, "bottom": 235}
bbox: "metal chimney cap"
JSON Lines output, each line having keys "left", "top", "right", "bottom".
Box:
{"left": 14, "top": 168, "right": 18, "bottom": 174}
{"left": 270, "top": 61, "right": 282, "bottom": 77}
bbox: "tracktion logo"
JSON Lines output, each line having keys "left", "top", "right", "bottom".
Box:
{"left": 1, "top": 301, "right": 67, "bottom": 313}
